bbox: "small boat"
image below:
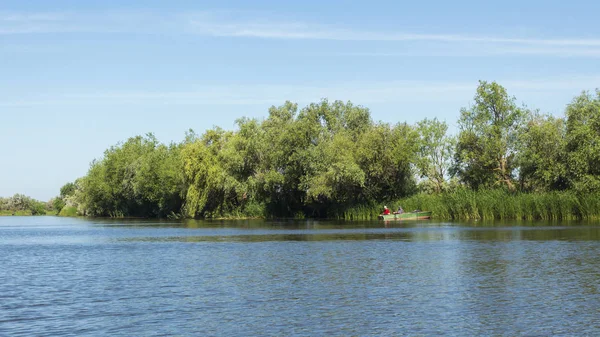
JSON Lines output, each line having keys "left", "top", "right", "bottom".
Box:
{"left": 378, "top": 211, "right": 432, "bottom": 221}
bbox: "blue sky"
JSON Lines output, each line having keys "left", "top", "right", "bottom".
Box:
{"left": 1, "top": 0, "right": 599, "bottom": 200}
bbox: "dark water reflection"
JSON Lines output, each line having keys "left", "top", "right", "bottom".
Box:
{"left": 1, "top": 217, "right": 599, "bottom": 336}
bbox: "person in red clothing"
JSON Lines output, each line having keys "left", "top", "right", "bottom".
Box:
{"left": 382, "top": 206, "right": 390, "bottom": 215}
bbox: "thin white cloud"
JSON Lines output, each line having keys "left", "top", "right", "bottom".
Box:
{"left": 2, "top": 10, "right": 600, "bottom": 50}
{"left": 0, "top": 83, "right": 473, "bottom": 107}
{"left": 340, "top": 47, "right": 600, "bottom": 58}
{"left": 0, "top": 11, "right": 182, "bottom": 34}
{"left": 188, "top": 19, "right": 600, "bottom": 47}
{"left": 2, "top": 77, "right": 598, "bottom": 107}
{"left": 1, "top": 12, "right": 66, "bottom": 22}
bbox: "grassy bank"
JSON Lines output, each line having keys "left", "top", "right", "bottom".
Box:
{"left": 58, "top": 206, "right": 78, "bottom": 217}
{"left": 333, "top": 189, "right": 600, "bottom": 221}
{"left": 0, "top": 210, "right": 60, "bottom": 216}
{"left": 7, "top": 190, "right": 598, "bottom": 221}
{"left": 0, "top": 210, "right": 33, "bottom": 216}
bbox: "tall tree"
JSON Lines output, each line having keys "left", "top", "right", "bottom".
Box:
{"left": 517, "top": 113, "right": 567, "bottom": 191}
{"left": 355, "top": 122, "right": 419, "bottom": 201}
{"left": 181, "top": 128, "right": 243, "bottom": 217}
{"left": 453, "top": 81, "right": 528, "bottom": 190}
{"left": 416, "top": 118, "right": 455, "bottom": 193}
{"left": 565, "top": 90, "right": 600, "bottom": 192}
{"left": 80, "top": 134, "right": 184, "bottom": 217}
{"left": 254, "top": 101, "right": 304, "bottom": 216}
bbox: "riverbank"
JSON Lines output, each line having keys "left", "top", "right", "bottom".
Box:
{"left": 11, "top": 189, "right": 600, "bottom": 221}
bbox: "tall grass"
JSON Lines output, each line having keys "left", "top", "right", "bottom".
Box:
{"left": 333, "top": 189, "right": 600, "bottom": 220}
{"left": 0, "top": 210, "right": 32, "bottom": 216}
{"left": 58, "top": 206, "right": 79, "bottom": 217}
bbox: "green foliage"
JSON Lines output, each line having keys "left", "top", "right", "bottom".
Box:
{"left": 177, "top": 99, "right": 417, "bottom": 218}
{"left": 61, "top": 85, "right": 600, "bottom": 219}
{"left": 454, "top": 81, "right": 528, "bottom": 190}
{"left": 335, "top": 189, "right": 600, "bottom": 221}
{"left": 0, "top": 210, "right": 31, "bottom": 216}
{"left": 303, "top": 132, "right": 365, "bottom": 203}
{"left": 49, "top": 181, "right": 78, "bottom": 215}
{"left": 565, "top": 90, "right": 600, "bottom": 192}
{"left": 52, "top": 197, "right": 66, "bottom": 214}
{"left": 58, "top": 206, "right": 78, "bottom": 217}
{"left": 60, "top": 182, "right": 76, "bottom": 198}
{"left": 0, "top": 194, "right": 48, "bottom": 216}
{"left": 181, "top": 130, "right": 243, "bottom": 218}
{"left": 79, "top": 134, "right": 185, "bottom": 217}
{"left": 415, "top": 118, "right": 455, "bottom": 192}
{"left": 517, "top": 113, "right": 568, "bottom": 191}
{"left": 29, "top": 202, "right": 47, "bottom": 215}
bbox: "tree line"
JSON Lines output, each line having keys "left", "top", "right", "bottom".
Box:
{"left": 0, "top": 194, "right": 50, "bottom": 215}
{"left": 52, "top": 81, "right": 600, "bottom": 219}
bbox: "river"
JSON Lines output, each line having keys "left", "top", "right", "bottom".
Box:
{"left": 1, "top": 216, "right": 599, "bottom": 336}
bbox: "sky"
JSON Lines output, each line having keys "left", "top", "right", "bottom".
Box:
{"left": 1, "top": 0, "right": 599, "bottom": 200}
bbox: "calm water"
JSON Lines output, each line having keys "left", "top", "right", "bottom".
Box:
{"left": 1, "top": 217, "right": 599, "bottom": 336}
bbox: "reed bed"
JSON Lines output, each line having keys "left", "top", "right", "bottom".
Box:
{"left": 334, "top": 190, "right": 600, "bottom": 221}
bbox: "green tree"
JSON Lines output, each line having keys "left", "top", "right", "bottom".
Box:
{"left": 565, "top": 89, "right": 600, "bottom": 192}
{"left": 453, "top": 81, "right": 528, "bottom": 190}
{"left": 60, "top": 182, "right": 76, "bottom": 198}
{"left": 253, "top": 101, "right": 305, "bottom": 216}
{"left": 296, "top": 101, "right": 369, "bottom": 208}
{"left": 416, "top": 118, "right": 455, "bottom": 193}
{"left": 250, "top": 99, "right": 378, "bottom": 217}
{"left": 52, "top": 181, "right": 78, "bottom": 214}
{"left": 301, "top": 131, "right": 365, "bottom": 213}
{"left": 29, "top": 201, "right": 46, "bottom": 215}
{"left": 355, "top": 122, "right": 419, "bottom": 201}
{"left": 79, "top": 133, "right": 184, "bottom": 217}
{"left": 181, "top": 128, "right": 244, "bottom": 217}
{"left": 517, "top": 113, "right": 567, "bottom": 191}
{"left": 52, "top": 197, "right": 66, "bottom": 214}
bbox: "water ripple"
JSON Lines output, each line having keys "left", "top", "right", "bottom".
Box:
{"left": 1, "top": 217, "right": 599, "bottom": 336}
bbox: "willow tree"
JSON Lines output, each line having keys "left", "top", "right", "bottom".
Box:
{"left": 453, "top": 81, "right": 528, "bottom": 190}
{"left": 181, "top": 127, "right": 247, "bottom": 218}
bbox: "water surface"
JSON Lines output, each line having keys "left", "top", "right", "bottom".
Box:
{"left": 1, "top": 217, "right": 599, "bottom": 336}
